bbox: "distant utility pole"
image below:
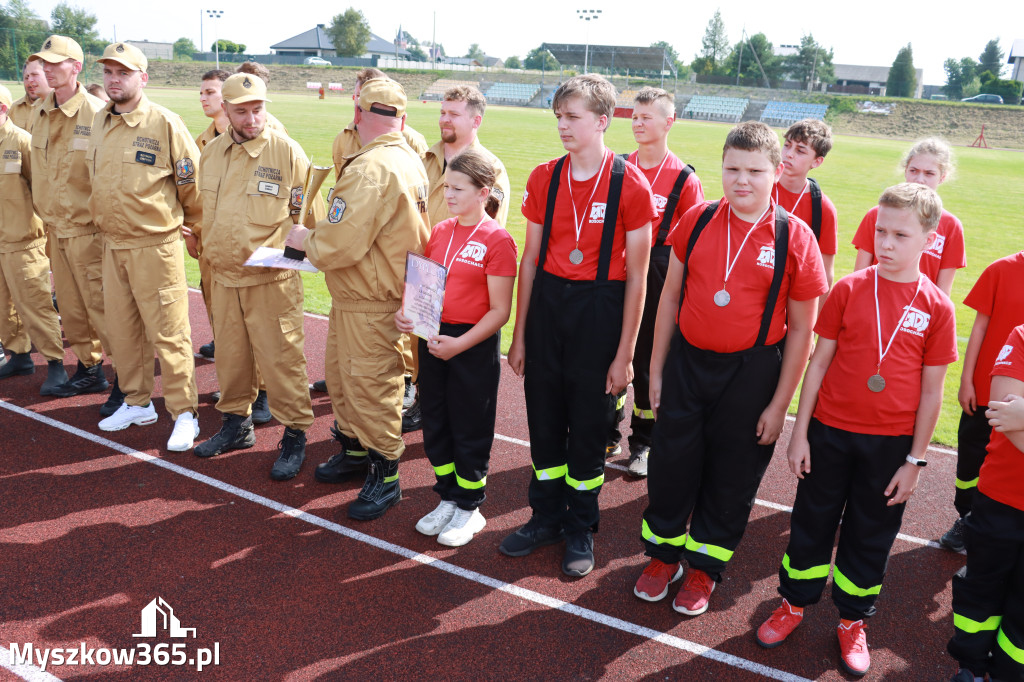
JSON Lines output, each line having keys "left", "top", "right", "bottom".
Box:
{"left": 576, "top": 9, "right": 601, "bottom": 73}
{"left": 206, "top": 9, "right": 223, "bottom": 69}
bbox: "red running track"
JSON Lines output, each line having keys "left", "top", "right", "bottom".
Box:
{"left": 0, "top": 289, "right": 966, "bottom": 681}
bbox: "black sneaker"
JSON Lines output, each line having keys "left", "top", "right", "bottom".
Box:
{"left": 270, "top": 427, "right": 306, "bottom": 480}
{"left": 250, "top": 390, "right": 271, "bottom": 424}
{"left": 940, "top": 517, "right": 966, "bottom": 553}
{"left": 950, "top": 669, "right": 978, "bottom": 682}
{"left": 402, "top": 394, "right": 422, "bottom": 433}
{"left": 194, "top": 413, "right": 255, "bottom": 458}
{"left": 499, "top": 517, "right": 565, "bottom": 557}
{"left": 197, "top": 340, "right": 215, "bottom": 360}
{"left": 0, "top": 352, "right": 34, "bottom": 379}
{"left": 310, "top": 380, "right": 328, "bottom": 393}
{"left": 40, "top": 359, "right": 69, "bottom": 396}
{"left": 209, "top": 390, "right": 222, "bottom": 403}
{"left": 347, "top": 451, "right": 401, "bottom": 520}
{"left": 402, "top": 375, "right": 416, "bottom": 411}
{"left": 52, "top": 361, "right": 109, "bottom": 397}
{"left": 315, "top": 425, "right": 369, "bottom": 482}
{"left": 562, "top": 530, "right": 595, "bottom": 577}
{"left": 99, "top": 376, "right": 126, "bottom": 417}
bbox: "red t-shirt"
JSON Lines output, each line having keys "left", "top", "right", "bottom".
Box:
{"left": 979, "top": 324, "right": 1024, "bottom": 511}
{"left": 852, "top": 206, "right": 966, "bottom": 285}
{"left": 963, "top": 252, "right": 1024, "bottom": 406}
{"left": 522, "top": 149, "right": 658, "bottom": 281}
{"left": 666, "top": 199, "right": 828, "bottom": 353}
{"left": 625, "top": 150, "right": 704, "bottom": 245}
{"left": 774, "top": 181, "right": 838, "bottom": 256}
{"left": 813, "top": 267, "right": 958, "bottom": 436}
{"left": 425, "top": 217, "right": 518, "bottom": 325}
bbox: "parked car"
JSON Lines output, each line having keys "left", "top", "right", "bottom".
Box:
{"left": 961, "top": 93, "right": 1003, "bottom": 104}
{"left": 304, "top": 56, "right": 331, "bottom": 66}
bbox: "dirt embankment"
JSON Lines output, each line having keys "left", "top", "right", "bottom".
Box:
{"left": 829, "top": 100, "right": 1024, "bottom": 149}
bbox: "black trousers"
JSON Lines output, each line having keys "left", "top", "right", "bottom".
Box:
{"left": 949, "top": 492, "right": 1024, "bottom": 681}
{"left": 628, "top": 245, "right": 671, "bottom": 448}
{"left": 955, "top": 408, "right": 992, "bottom": 517}
{"left": 642, "top": 333, "right": 782, "bottom": 580}
{"left": 524, "top": 272, "right": 624, "bottom": 533}
{"left": 778, "top": 419, "right": 912, "bottom": 621}
{"left": 418, "top": 325, "right": 500, "bottom": 510}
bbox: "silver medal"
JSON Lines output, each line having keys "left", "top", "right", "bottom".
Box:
{"left": 569, "top": 248, "right": 584, "bottom": 265}
{"left": 867, "top": 374, "right": 886, "bottom": 393}
{"left": 714, "top": 289, "right": 731, "bottom": 307}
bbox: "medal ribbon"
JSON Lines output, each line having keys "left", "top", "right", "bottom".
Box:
{"left": 723, "top": 203, "right": 774, "bottom": 289}
{"left": 873, "top": 267, "right": 924, "bottom": 375}
{"left": 442, "top": 214, "right": 487, "bottom": 272}
{"left": 775, "top": 180, "right": 808, "bottom": 216}
{"left": 567, "top": 150, "right": 610, "bottom": 254}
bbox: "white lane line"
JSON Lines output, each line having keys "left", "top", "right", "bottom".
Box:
{"left": 0, "top": 399, "right": 809, "bottom": 682}
{"left": 0, "top": 645, "right": 62, "bottom": 681}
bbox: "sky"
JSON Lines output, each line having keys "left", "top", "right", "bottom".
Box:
{"left": 25, "top": 0, "right": 1024, "bottom": 85}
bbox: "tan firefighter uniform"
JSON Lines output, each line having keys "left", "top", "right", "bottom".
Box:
{"left": 29, "top": 81, "right": 111, "bottom": 368}
{"left": 196, "top": 119, "right": 324, "bottom": 428}
{"left": 88, "top": 75, "right": 200, "bottom": 419}
{"left": 0, "top": 111, "right": 63, "bottom": 361}
{"left": 306, "top": 130, "right": 429, "bottom": 460}
{"left": 10, "top": 96, "right": 39, "bottom": 133}
{"left": 421, "top": 138, "right": 511, "bottom": 229}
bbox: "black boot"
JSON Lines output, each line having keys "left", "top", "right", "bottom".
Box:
{"left": 270, "top": 427, "right": 306, "bottom": 480}
{"left": 0, "top": 352, "right": 34, "bottom": 379}
{"left": 250, "top": 389, "right": 271, "bottom": 424}
{"left": 310, "top": 379, "right": 328, "bottom": 393}
{"left": 347, "top": 450, "right": 401, "bottom": 520}
{"left": 197, "top": 340, "right": 215, "bottom": 359}
{"left": 99, "top": 375, "right": 126, "bottom": 417}
{"left": 315, "top": 423, "right": 369, "bottom": 483}
{"left": 194, "top": 413, "right": 255, "bottom": 458}
{"left": 53, "top": 361, "right": 109, "bottom": 397}
{"left": 401, "top": 393, "right": 422, "bottom": 433}
{"left": 40, "top": 359, "right": 69, "bottom": 395}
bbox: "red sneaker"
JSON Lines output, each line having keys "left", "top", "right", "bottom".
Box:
{"left": 672, "top": 568, "right": 716, "bottom": 615}
{"left": 756, "top": 598, "right": 804, "bottom": 648}
{"left": 633, "top": 558, "right": 683, "bottom": 602}
{"left": 837, "top": 619, "right": 870, "bottom": 676}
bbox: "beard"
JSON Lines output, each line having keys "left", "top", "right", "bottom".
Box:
{"left": 440, "top": 128, "right": 457, "bottom": 144}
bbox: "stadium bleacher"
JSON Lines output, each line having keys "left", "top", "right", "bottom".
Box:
{"left": 422, "top": 79, "right": 479, "bottom": 100}
{"left": 683, "top": 95, "right": 749, "bottom": 123}
{"left": 616, "top": 89, "right": 640, "bottom": 107}
{"left": 759, "top": 101, "right": 829, "bottom": 126}
{"left": 485, "top": 82, "right": 540, "bottom": 105}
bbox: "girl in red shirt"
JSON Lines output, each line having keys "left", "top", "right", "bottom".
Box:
{"left": 395, "top": 149, "right": 517, "bottom": 547}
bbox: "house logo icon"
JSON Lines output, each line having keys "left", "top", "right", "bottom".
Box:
{"left": 133, "top": 597, "right": 196, "bottom": 638}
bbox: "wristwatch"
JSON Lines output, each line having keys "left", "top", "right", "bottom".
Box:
{"left": 906, "top": 454, "right": 928, "bottom": 467}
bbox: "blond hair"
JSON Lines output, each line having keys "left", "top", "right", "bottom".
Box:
{"left": 784, "top": 119, "right": 833, "bottom": 158}
{"left": 552, "top": 74, "right": 616, "bottom": 122}
{"left": 444, "top": 84, "right": 487, "bottom": 117}
{"left": 634, "top": 86, "right": 674, "bottom": 118}
{"left": 901, "top": 137, "right": 955, "bottom": 182}
{"left": 878, "top": 182, "right": 943, "bottom": 231}
{"left": 723, "top": 121, "right": 781, "bottom": 167}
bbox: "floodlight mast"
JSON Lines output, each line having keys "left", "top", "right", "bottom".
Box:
{"left": 577, "top": 9, "right": 601, "bottom": 73}
{"left": 206, "top": 9, "right": 224, "bottom": 70}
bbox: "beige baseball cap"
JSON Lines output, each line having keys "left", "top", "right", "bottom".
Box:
{"left": 358, "top": 78, "right": 406, "bottom": 117}
{"left": 221, "top": 73, "right": 271, "bottom": 104}
{"left": 98, "top": 42, "right": 148, "bottom": 72}
{"left": 0, "top": 85, "right": 12, "bottom": 109}
{"left": 31, "top": 35, "right": 84, "bottom": 64}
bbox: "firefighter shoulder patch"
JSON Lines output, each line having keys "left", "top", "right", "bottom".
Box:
{"left": 328, "top": 197, "right": 346, "bottom": 223}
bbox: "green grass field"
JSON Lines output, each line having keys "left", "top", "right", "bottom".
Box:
{"left": 8, "top": 83, "right": 1024, "bottom": 445}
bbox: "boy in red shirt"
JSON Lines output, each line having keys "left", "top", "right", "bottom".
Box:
{"left": 775, "top": 119, "right": 838, "bottom": 296}
{"left": 941, "top": 251, "right": 1024, "bottom": 552}
{"left": 503, "top": 74, "right": 656, "bottom": 577}
{"left": 948, "top": 324, "right": 1024, "bottom": 682}
{"left": 614, "top": 86, "right": 704, "bottom": 477}
{"left": 634, "top": 122, "right": 826, "bottom": 614}
{"left": 756, "top": 183, "right": 958, "bottom": 676}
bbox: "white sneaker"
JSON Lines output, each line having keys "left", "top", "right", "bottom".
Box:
{"left": 415, "top": 500, "right": 458, "bottom": 535}
{"left": 167, "top": 412, "right": 200, "bottom": 452}
{"left": 437, "top": 508, "right": 486, "bottom": 547}
{"left": 98, "top": 402, "right": 158, "bottom": 432}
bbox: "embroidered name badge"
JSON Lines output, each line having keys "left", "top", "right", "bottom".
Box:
{"left": 136, "top": 151, "right": 156, "bottom": 165}
{"left": 328, "top": 197, "right": 346, "bottom": 223}
{"left": 257, "top": 181, "right": 280, "bottom": 196}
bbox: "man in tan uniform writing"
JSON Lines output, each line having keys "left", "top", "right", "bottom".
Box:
{"left": 287, "top": 78, "right": 429, "bottom": 520}
{"left": 28, "top": 35, "right": 115, "bottom": 407}
{"left": 192, "top": 73, "right": 323, "bottom": 479}
{"left": 88, "top": 42, "right": 200, "bottom": 452}
{"left": 0, "top": 85, "right": 67, "bottom": 393}
{"left": 10, "top": 60, "right": 51, "bottom": 132}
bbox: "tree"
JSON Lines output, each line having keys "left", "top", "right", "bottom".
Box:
{"left": 886, "top": 43, "right": 916, "bottom": 98}
{"left": 943, "top": 57, "right": 977, "bottom": 99}
{"left": 173, "top": 37, "right": 196, "bottom": 59}
{"left": 211, "top": 39, "right": 243, "bottom": 54}
{"left": 326, "top": 8, "right": 370, "bottom": 58}
{"left": 783, "top": 33, "right": 835, "bottom": 87}
{"left": 650, "top": 40, "right": 683, "bottom": 75}
{"left": 978, "top": 39, "right": 1004, "bottom": 78}
{"left": 407, "top": 44, "right": 427, "bottom": 61}
{"left": 505, "top": 55, "right": 522, "bottom": 70}
{"left": 50, "top": 2, "right": 103, "bottom": 54}
{"left": 724, "top": 32, "right": 781, "bottom": 84}
{"left": 465, "top": 43, "right": 485, "bottom": 61}
{"left": 524, "top": 46, "right": 558, "bottom": 71}
{"left": 0, "top": 0, "right": 48, "bottom": 78}
{"left": 698, "top": 9, "right": 730, "bottom": 73}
